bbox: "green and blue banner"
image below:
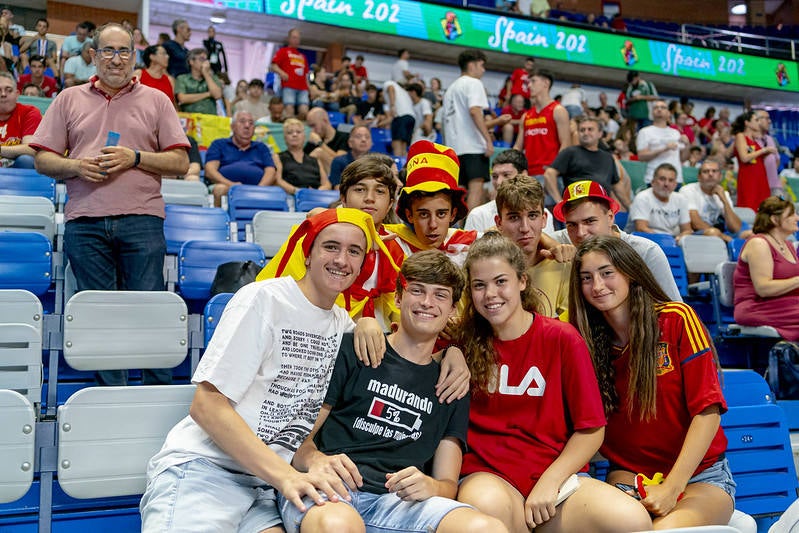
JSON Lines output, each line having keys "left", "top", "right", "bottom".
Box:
{"left": 214, "top": 0, "right": 798, "bottom": 92}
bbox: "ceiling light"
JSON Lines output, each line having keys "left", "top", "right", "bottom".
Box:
{"left": 730, "top": 4, "right": 747, "bottom": 15}
{"left": 210, "top": 10, "right": 227, "bottom": 24}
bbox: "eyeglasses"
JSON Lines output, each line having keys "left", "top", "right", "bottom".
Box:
{"left": 97, "top": 48, "right": 132, "bottom": 61}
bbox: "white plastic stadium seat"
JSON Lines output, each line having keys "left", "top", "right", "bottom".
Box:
{"left": 62, "top": 290, "right": 189, "bottom": 371}
{"left": 715, "top": 261, "right": 780, "bottom": 338}
{"left": 0, "top": 389, "right": 36, "bottom": 503}
{"left": 251, "top": 210, "right": 307, "bottom": 257}
{"left": 57, "top": 384, "right": 195, "bottom": 498}
{"left": 161, "top": 178, "right": 210, "bottom": 207}
{"left": 0, "top": 289, "right": 43, "bottom": 404}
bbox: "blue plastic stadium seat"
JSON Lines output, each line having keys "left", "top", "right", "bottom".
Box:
{"left": 370, "top": 128, "right": 392, "bottom": 155}
{"left": 294, "top": 189, "right": 340, "bottom": 212}
{"left": 614, "top": 211, "right": 628, "bottom": 231}
{"left": 327, "top": 111, "right": 346, "bottom": 129}
{"left": 228, "top": 185, "right": 289, "bottom": 241}
{"left": 177, "top": 241, "right": 266, "bottom": 306}
{"left": 632, "top": 231, "right": 677, "bottom": 248}
{"left": 204, "top": 292, "right": 234, "bottom": 347}
{"left": 0, "top": 232, "right": 52, "bottom": 296}
{"left": 722, "top": 403, "right": 799, "bottom": 519}
{"left": 0, "top": 168, "right": 56, "bottom": 203}
{"left": 728, "top": 238, "right": 746, "bottom": 261}
{"left": 660, "top": 244, "right": 688, "bottom": 298}
{"left": 722, "top": 369, "right": 774, "bottom": 407}
{"left": 164, "top": 204, "right": 230, "bottom": 255}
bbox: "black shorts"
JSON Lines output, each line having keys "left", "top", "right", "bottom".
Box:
{"left": 391, "top": 115, "right": 415, "bottom": 145}
{"left": 458, "top": 153, "right": 490, "bottom": 186}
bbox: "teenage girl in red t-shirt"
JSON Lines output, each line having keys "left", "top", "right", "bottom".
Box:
{"left": 569, "top": 236, "right": 734, "bottom": 529}
{"left": 456, "top": 232, "right": 650, "bottom": 533}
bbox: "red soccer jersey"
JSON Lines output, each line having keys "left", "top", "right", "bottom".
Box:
{"left": 350, "top": 64, "right": 368, "bottom": 83}
{"left": 600, "top": 302, "right": 727, "bottom": 479}
{"left": 670, "top": 123, "right": 695, "bottom": 144}
{"left": 510, "top": 68, "right": 530, "bottom": 99}
{"left": 461, "top": 316, "right": 606, "bottom": 497}
{"left": 521, "top": 101, "right": 563, "bottom": 176}
{"left": 271, "top": 46, "right": 309, "bottom": 91}
{"left": 0, "top": 103, "right": 42, "bottom": 146}
{"left": 17, "top": 74, "right": 58, "bottom": 98}
{"left": 498, "top": 104, "right": 527, "bottom": 136}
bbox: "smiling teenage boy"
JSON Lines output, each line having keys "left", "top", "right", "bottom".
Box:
{"left": 280, "top": 250, "right": 506, "bottom": 533}
{"left": 141, "top": 209, "right": 398, "bottom": 532}
{"left": 384, "top": 140, "right": 478, "bottom": 266}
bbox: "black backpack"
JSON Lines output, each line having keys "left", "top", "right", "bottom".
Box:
{"left": 209, "top": 261, "right": 261, "bottom": 297}
{"left": 766, "top": 341, "right": 799, "bottom": 400}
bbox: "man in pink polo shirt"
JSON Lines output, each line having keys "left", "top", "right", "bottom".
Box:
{"left": 31, "top": 22, "right": 189, "bottom": 386}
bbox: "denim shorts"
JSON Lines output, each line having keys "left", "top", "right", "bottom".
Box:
{"left": 608, "top": 456, "right": 735, "bottom": 502}
{"left": 278, "top": 486, "right": 470, "bottom": 533}
{"left": 689, "top": 456, "right": 736, "bottom": 501}
{"left": 140, "top": 458, "right": 281, "bottom": 532}
{"left": 281, "top": 87, "right": 310, "bottom": 108}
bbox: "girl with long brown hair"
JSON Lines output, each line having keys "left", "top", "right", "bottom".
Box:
{"left": 569, "top": 235, "right": 734, "bottom": 529}
{"left": 456, "top": 232, "right": 649, "bottom": 533}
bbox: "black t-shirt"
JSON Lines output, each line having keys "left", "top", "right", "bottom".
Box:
{"left": 279, "top": 151, "right": 322, "bottom": 188}
{"left": 550, "top": 145, "right": 619, "bottom": 191}
{"left": 355, "top": 99, "right": 384, "bottom": 120}
{"left": 304, "top": 130, "right": 350, "bottom": 156}
{"left": 163, "top": 39, "right": 189, "bottom": 78}
{"left": 315, "top": 333, "right": 470, "bottom": 494}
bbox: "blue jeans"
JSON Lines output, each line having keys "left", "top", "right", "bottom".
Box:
{"left": 141, "top": 458, "right": 281, "bottom": 532}
{"left": 281, "top": 87, "right": 310, "bottom": 109}
{"left": 278, "top": 486, "right": 470, "bottom": 533}
{"left": 64, "top": 214, "right": 170, "bottom": 385}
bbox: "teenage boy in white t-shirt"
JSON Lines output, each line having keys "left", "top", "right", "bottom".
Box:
{"left": 141, "top": 209, "right": 397, "bottom": 532}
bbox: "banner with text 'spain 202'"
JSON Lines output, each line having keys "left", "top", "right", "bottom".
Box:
{"left": 206, "top": 0, "right": 799, "bottom": 92}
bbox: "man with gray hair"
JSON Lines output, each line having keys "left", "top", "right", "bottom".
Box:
{"left": 176, "top": 47, "right": 222, "bottom": 115}
{"left": 31, "top": 23, "right": 190, "bottom": 386}
{"left": 163, "top": 18, "right": 191, "bottom": 77}
{"left": 205, "top": 110, "right": 276, "bottom": 206}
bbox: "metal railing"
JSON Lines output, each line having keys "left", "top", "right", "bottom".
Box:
{"left": 678, "top": 23, "right": 796, "bottom": 61}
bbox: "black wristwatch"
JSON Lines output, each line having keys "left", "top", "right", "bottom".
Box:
{"left": 133, "top": 150, "right": 141, "bottom": 168}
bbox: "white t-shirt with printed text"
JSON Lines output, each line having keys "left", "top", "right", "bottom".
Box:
{"left": 147, "top": 277, "right": 355, "bottom": 479}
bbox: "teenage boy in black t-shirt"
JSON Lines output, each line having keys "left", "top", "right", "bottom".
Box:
{"left": 279, "top": 250, "right": 506, "bottom": 533}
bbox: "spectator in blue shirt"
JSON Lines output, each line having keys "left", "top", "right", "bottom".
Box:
{"left": 328, "top": 124, "right": 373, "bottom": 188}
{"left": 204, "top": 110, "right": 277, "bottom": 206}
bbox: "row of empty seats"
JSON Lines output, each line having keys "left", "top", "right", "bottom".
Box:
{"left": 0, "top": 288, "right": 202, "bottom": 531}
{"left": 0, "top": 165, "right": 346, "bottom": 314}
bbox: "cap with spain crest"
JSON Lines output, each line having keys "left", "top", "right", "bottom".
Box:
{"left": 552, "top": 180, "right": 620, "bottom": 222}
{"left": 396, "top": 140, "right": 469, "bottom": 223}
